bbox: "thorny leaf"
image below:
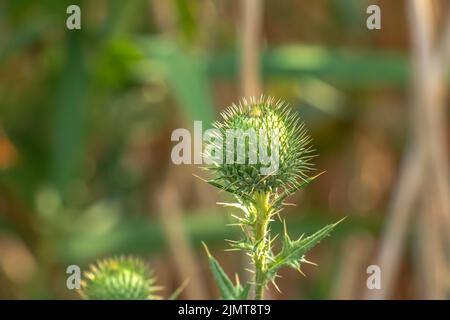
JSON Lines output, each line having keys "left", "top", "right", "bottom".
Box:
{"left": 267, "top": 218, "right": 345, "bottom": 280}
{"left": 202, "top": 242, "right": 250, "bottom": 300}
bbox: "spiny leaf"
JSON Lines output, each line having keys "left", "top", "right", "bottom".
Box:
{"left": 268, "top": 218, "right": 345, "bottom": 277}
{"left": 202, "top": 242, "right": 250, "bottom": 300}
{"left": 294, "top": 217, "right": 345, "bottom": 253}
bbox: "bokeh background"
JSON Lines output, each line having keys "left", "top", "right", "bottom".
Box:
{"left": 0, "top": 0, "right": 449, "bottom": 299}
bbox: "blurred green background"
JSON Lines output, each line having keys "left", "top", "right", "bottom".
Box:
{"left": 0, "top": 0, "right": 449, "bottom": 299}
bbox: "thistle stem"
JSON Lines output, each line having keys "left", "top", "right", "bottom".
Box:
{"left": 252, "top": 191, "right": 271, "bottom": 300}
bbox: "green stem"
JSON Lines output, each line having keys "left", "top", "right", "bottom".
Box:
{"left": 252, "top": 191, "right": 271, "bottom": 300}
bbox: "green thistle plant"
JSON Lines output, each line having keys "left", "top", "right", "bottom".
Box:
{"left": 80, "top": 256, "right": 161, "bottom": 300}
{"left": 202, "top": 96, "right": 343, "bottom": 300}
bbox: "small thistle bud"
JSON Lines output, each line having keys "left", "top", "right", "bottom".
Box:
{"left": 205, "top": 96, "right": 314, "bottom": 198}
{"left": 80, "top": 256, "right": 160, "bottom": 300}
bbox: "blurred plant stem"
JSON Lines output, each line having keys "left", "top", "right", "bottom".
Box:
{"left": 155, "top": 166, "right": 208, "bottom": 299}
{"left": 241, "top": 0, "right": 263, "bottom": 97}
{"left": 252, "top": 192, "right": 270, "bottom": 300}
{"left": 366, "top": 0, "right": 450, "bottom": 299}
{"left": 148, "top": 0, "right": 211, "bottom": 299}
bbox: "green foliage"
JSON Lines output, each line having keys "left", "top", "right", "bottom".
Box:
{"left": 139, "top": 38, "right": 214, "bottom": 125}
{"left": 80, "top": 256, "right": 161, "bottom": 300}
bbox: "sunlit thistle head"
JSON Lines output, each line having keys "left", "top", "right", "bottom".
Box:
{"left": 204, "top": 96, "right": 315, "bottom": 198}
{"left": 80, "top": 256, "right": 161, "bottom": 300}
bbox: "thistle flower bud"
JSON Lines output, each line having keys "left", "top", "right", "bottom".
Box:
{"left": 206, "top": 96, "right": 314, "bottom": 198}
{"left": 80, "top": 256, "right": 160, "bottom": 300}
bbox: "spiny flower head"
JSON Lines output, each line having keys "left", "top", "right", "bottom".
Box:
{"left": 80, "top": 256, "right": 161, "bottom": 300}
{"left": 205, "top": 96, "right": 315, "bottom": 199}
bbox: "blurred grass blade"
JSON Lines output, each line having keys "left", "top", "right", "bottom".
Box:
{"left": 138, "top": 38, "right": 214, "bottom": 125}
{"left": 51, "top": 33, "right": 88, "bottom": 192}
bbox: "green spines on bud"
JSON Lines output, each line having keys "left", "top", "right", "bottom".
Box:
{"left": 80, "top": 256, "right": 161, "bottom": 300}
{"left": 205, "top": 96, "right": 315, "bottom": 199}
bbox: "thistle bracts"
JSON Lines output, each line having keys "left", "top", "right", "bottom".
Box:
{"left": 202, "top": 96, "right": 342, "bottom": 299}
{"left": 80, "top": 256, "right": 161, "bottom": 300}
{"left": 205, "top": 96, "right": 315, "bottom": 200}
